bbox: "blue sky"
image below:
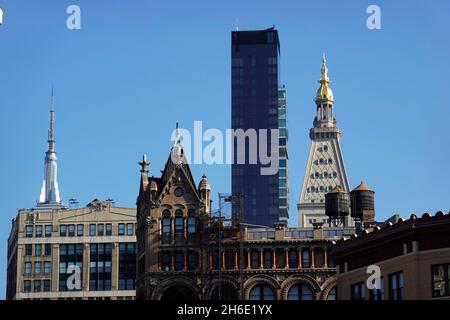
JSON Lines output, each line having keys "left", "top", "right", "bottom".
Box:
{"left": 0, "top": 0, "right": 449, "bottom": 298}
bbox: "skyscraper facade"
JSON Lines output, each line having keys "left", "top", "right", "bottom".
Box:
{"left": 231, "top": 27, "right": 287, "bottom": 227}
{"left": 298, "top": 56, "right": 351, "bottom": 228}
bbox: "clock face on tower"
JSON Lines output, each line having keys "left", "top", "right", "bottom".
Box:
{"left": 174, "top": 187, "right": 184, "bottom": 197}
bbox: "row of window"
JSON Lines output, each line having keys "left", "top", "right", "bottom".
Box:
{"left": 314, "top": 158, "right": 333, "bottom": 165}
{"left": 23, "top": 280, "right": 51, "bottom": 293}
{"left": 25, "top": 244, "right": 52, "bottom": 256}
{"left": 25, "top": 225, "right": 52, "bottom": 238}
{"left": 247, "top": 284, "right": 335, "bottom": 300}
{"left": 231, "top": 56, "right": 277, "bottom": 68}
{"left": 184, "top": 248, "right": 333, "bottom": 271}
{"left": 307, "top": 185, "right": 337, "bottom": 193}
{"left": 58, "top": 223, "right": 134, "bottom": 237}
{"left": 310, "top": 172, "right": 338, "bottom": 179}
{"left": 24, "top": 261, "right": 52, "bottom": 275}
{"left": 351, "top": 272, "right": 404, "bottom": 300}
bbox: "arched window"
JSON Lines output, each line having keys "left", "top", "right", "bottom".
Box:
{"left": 249, "top": 285, "right": 275, "bottom": 300}
{"left": 288, "top": 284, "right": 313, "bottom": 300}
{"left": 161, "top": 210, "right": 171, "bottom": 242}
{"left": 174, "top": 210, "right": 184, "bottom": 234}
{"left": 187, "top": 209, "right": 196, "bottom": 234}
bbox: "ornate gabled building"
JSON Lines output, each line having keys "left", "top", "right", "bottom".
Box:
{"left": 298, "top": 55, "right": 351, "bottom": 228}
{"left": 135, "top": 129, "right": 212, "bottom": 300}
{"left": 135, "top": 128, "right": 347, "bottom": 300}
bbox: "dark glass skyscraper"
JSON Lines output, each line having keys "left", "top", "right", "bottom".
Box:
{"left": 231, "top": 27, "right": 288, "bottom": 227}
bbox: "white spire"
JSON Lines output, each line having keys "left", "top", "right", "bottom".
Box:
{"left": 35, "top": 88, "right": 66, "bottom": 211}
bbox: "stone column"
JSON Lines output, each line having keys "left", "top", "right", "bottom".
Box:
{"left": 259, "top": 248, "right": 264, "bottom": 269}
{"left": 183, "top": 250, "right": 187, "bottom": 271}
{"left": 310, "top": 247, "right": 315, "bottom": 268}
{"left": 324, "top": 246, "right": 328, "bottom": 268}
{"left": 285, "top": 248, "right": 289, "bottom": 269}
{"left": 171, "top": 252, "right": 174, "bottom": 271}
{"left": 171, "top": 218, "right": 175, "bottom": 244}
{"left": 222, "top": 251, "right": 226, "bottom": 270}
{"left": 209, "top": 251, "right": 213, "bottom": 271}
{"left": 247, "top": 249, "right": 251, "bottom": 270}
{"left": 52, "top": 244, "right": 59, "bottom": 292}
{"left": 297, "top": 247, "right": 302, "bottom": 269}
{"left": 272, "top": 249, "right": 276, "bottom": 270}
{"left": 183, "top": 217, "right": 187, "bottom": 242}
{"left": 234, "top": 250, "right": 238, "bottom": 270}
{"left": 83, "top": 243, "right": 90, "bottom": 291}
{"left": 111, "top": 243, "right": 119, "bottom": 290}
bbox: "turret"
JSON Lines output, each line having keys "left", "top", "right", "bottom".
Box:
{"left": 198, "top": 174, "right": 211, "bottom": 214}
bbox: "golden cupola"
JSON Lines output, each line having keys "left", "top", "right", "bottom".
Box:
{"left": 315, "top": 54, "right": 335, "bottom": 103}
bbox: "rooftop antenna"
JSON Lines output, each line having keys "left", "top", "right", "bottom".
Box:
{"left": 235, "top": 17, "right": 239, "bottom": 31}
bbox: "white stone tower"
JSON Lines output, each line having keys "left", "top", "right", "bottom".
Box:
{"left": 298, "top": 55, "right": 351, "bottom": 228}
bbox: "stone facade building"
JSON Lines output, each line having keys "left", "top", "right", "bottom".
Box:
{"left": 331, "top": 211, "right": 450, "bottom": 300}
{"left": 6, "top": 200, "right": 137, "bottom": 300}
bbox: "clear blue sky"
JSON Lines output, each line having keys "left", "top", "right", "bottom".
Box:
{"left": 0, "top": 0, "right": 449, "bottom": 298}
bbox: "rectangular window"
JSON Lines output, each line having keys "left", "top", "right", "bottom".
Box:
{"left": 89, "top": 243, "right": 112, "bottom": 291}
{"left": 118, "top": 224, "right": 125, "bottom": 236}
{"left": 33, "top": 280, "right": 41, "bottom": 292}
{"left": 60, "top": 224, "right": 67, "bottom": 237}
{"left": 187, "top": 251, "right": 197, "bottom": 271}
{"left": 89, "top": 224, "right": 96, "bottom": 236}
{"left": 25, "top": 244, "right": 32, "bottom": 256}
{"left": 44, "top": 261, "right": 52, "bottom": 274}
{"left": 24, "top": 262, "right": 32, "bottom": 274}
{"left": 370, "top": 277, "right": 385, "bottom": 300}
{"left": 289, "top": 250, "right": 297, "bottom": 269}
{"left": 302, "top": 250, "right": 310, "bottom": 268}
{"left": 98, "top": 224, "right": 104, "bottom": 236}
{"left": 59, "top": 244, "right": 83, "bottom": 292}
{"left": 45, "top": 225, "right": 52, "bottom": 237}
{"left": 34, "top": 261, "right": 42, "bottom": 274}
{"left": 119, "top": 243, "right": 136, "bottom": 290}
{"left": 251, "top": 251, "right": 259, "bottom": 269}
{"left": 187, "top": 217, "right": 196, "bottom": 234}
{"left": 389, "top": 271, "right": 404, "bottom": 300}
{"left": 161, "top": 252, "right": 171, "bottom": 271}
{"left": 35, "top": 225, "right": 42, "bottom": 238}
{"left": 106, "top": 223, "right": 112, "bottom": 236}
{"left": 43, "top": 280, "right": 51, "bottom": 292}
{"left": 35, "top": 244, "right": 42, "bottom": 256}
{"left": 25, "top": 225, "right": 33, "bottom": 238}
{"left": 351, "top": 282, "right": 366, "bottom": 300}
{"left": 432, "top": 264, "right": 450, "bottom": 298}
{"left": 24, "top": 280, "right": 31, "bottom": 293}
{"left": 264, "top": 250, "right": 272, "bottom": 269}
{"left": 77, "top": 224, "right": 84, "bottom": 236}
{"left": 68, "top": 224, "right": 75, "bottom": 237}
{"left": 127, "top": 223, "right": 134, "bottom": 236}
{"left": 44, "top": 244, "right": 52, "bottom": 256}
{"left": 174, "top": 252, "right": 183, "bottom": 271}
